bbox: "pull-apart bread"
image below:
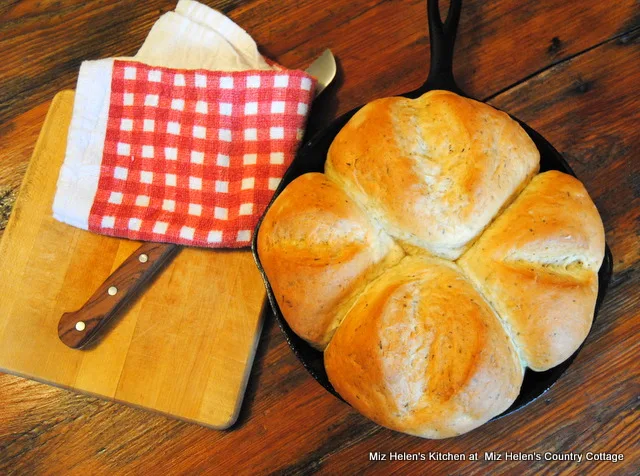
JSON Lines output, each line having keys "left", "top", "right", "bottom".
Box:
{"left": 257, "top": 90, "right": 605, "bottom": 438}
{"left": 458, "top": 171, "right": 605, "bottom": 371}
{"left": 325, "top": 90, "right": 540, "bottom": 259}
{"left": 324, "top": 257, "right": 524, "bottom": 439}
{"left": 257, "top": 173, "right": 404, "bottom": 349}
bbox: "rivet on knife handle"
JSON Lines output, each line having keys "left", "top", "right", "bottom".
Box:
{"left": 58, "top": 242, "right": 179, "bottom": 349}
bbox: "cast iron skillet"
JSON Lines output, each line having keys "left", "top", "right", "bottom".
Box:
{"left": 251, "top": 0, "right": 613, "bottom": 419}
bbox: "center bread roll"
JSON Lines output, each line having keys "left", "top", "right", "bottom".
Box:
{"left": 324, "top": 256, "right": 524, "bottom": 439}
{"left": 325, "top": 90, "right": 540, "bottom": 259}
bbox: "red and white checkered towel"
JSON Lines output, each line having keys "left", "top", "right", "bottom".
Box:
{"left": 53, "top": 1, "right": 315, "bottom": 248}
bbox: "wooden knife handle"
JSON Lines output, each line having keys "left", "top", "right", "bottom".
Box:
{"left": 58, "top": 242, "right": 180, "bottom": 349}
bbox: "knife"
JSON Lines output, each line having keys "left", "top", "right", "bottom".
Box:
{"left": 305, "top": 49, "right": 337, "bottom": 96}
{"left": 58, "top": 50, "right": 337, "bottom": 349}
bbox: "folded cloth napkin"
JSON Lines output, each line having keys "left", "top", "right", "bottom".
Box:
{"left": 53, "top": 0, "right": 316, "bottom": 248}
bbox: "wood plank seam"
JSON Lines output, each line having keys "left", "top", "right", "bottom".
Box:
{"left": 483, "top": 25, "right": 640, "bottom": 102}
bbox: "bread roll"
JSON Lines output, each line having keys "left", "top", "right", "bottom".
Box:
{"left": 459, "top": 171, "right": 605, "bottom": 371}
{"left": 325, "top": 90, "right": 540, "bottom": 259}
{"left": 324, "top": 256, "right": 524, "bottom": 439}
{"left": 257, "top": 173, "right": 404, "bottom": 349}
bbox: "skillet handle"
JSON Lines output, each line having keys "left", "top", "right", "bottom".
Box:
{"left": 413, "top": 0, "right": 464, "bottom": 96}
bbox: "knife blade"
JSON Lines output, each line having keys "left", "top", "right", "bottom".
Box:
{"left": 307, "top": 49, "right": 336, "bottom": 96}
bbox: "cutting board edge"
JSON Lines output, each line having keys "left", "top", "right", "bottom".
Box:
{"left": 0, "top": 365, "right": 240, "bottom": 430}
{"left": 0, "top": 90, "right": 74, "bottom": 257}
{"left": 218, "top": 300, "right": 267, "bottom": 428}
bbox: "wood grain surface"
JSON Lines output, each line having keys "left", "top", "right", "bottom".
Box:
{"left": 1, "top": 0, "right": 639, "bottom": 474}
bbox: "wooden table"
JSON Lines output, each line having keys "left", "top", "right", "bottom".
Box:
{"left": 1, "top": 1, "right": 638, "bottom": 474}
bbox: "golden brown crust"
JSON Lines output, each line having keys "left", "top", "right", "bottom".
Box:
{"left": 257, "top": 90, "right": 605, "bottom": 438}
{"left": 325, "top": 90, "right": 539, "bottom": 259}
{"left": 324, "top": 256, "right": 524, "bottom": 439}
{"left": 458, "top": 171, "right": 605, "bottom": 371}
{"left": 257, "top": 173, "right": 404, "bottom": 349}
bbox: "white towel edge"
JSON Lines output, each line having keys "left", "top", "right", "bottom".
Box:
{"left": 52, "top": 59, "right": 113, "bottom": 229}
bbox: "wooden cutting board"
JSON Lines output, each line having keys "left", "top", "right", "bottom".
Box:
{"left": 0, "top": 90, "right": 266, "bottom": 429}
